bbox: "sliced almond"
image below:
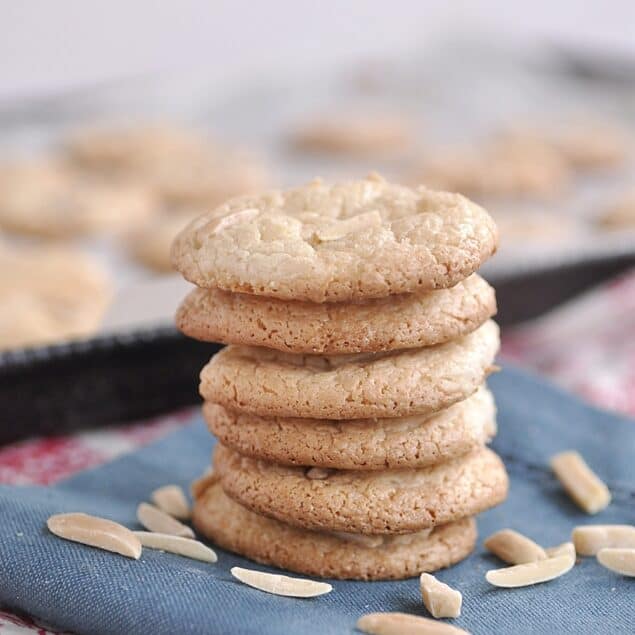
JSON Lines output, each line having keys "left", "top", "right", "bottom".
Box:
{"left": 305, "top": 467, "right": 333, "bottom": 480}
{"left": 151, "top": 485, "right": 191, "bottom": 520}
{"left": 486, "top": 554, "right": 575, "bottom": 588}
{"left": 597, "top": 548, "right": 635, "bottom": 576}
{"left": 484, "top": 529, "right": 547, "bottom": 564}
{"left": 419, "top": 573, "right": 462, "bottom": 618}
{"left": 136, "top": 502, "right": 194, "bottom": 538}
{"left": 316, "top": 211, "right": 382, "bottom": 241}
{"left": 550, "top": 451, "right": 611, "bottom": 514}
{"left": 331, "top": 532, "right": 384, "bottom": 548}
{"left": 231, "top": 566, "right": 331, "bottom": 597}
{"left": 211, "top": 208, "right": 259, "bottom": 235}
{"left": 572, "top": 525, "right": 635, "bottom": 556}
{"left": 190, "top": 469, "right": 218, "bottom": 499}
{"left": 47, "top": 512, "right": 141, "bottom": 559}
{"left": 546, "top": 542, "right": 576, "bottom": 560}
{"left": 356, "top": 612, "right": 470, "bottom": 635}
{"left": 134, "top": 531, "right": 217, "bottom": 562}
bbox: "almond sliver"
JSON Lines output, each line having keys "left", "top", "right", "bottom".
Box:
{"left": 486, "top": 554, "right": 574, "bottom": 588}
{"left": 597, "top": 548, "right": 635, "bottom": 577}
{"left": 230, "top": 566, "right": 331, "bottom": 597}
{"left": 356, "top": 612, "right": 470, "bottom": 635}
{"left": 419, "top": 573, "right": 462, "bottom": 618}
{"left": 137, "top": 502, "right": 194, "bottom": 538}
{"left": 545, "top": 542, "right": 576, "bottom": 559}
{"left": 573, "top": 525, "right": 635, "bottom": 556}
{"left": 151, "top": 485, "right": 191, "bottom": 520}
{"left": 484, "top": 529, "right": 547, "bottom": 564}
{"left": 550, "top": 451, "right": 611, "bottom": 514}
{"left": 47, "top": 512, "right": 141, "bottom": 559}
{"left": 134, "top": 531, "right": 216, "bottom": 562}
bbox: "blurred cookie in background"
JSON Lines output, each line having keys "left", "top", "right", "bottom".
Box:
{"left": 551, "top": 121, "right": 629, "bottom": 171}
{"left": 147, "top": 149, "right": 269, "bottom": 209}
{"left": 291, "top": 112, "right": 413, "bottom": 156}
{"left": 0, "top": 244, "right": 113, "bottom": 350}
{"left": 597, "top": 192, "right": 635, "bottom": 230}
{"left": 498, "top": 119, "right": 630, "bottom": 172}
{"left": 64, "top": 124, "right": 210, "bottom": 174}
{"left": 410, "top": 138, "right": 570, "bottom": 200}
{"left": 0, "top": 166, "right": 158, "bottom": 239}
{"left": 128, "top": 211, "right": 200, "bottom": 273}
{"left": 65, "top": 123, "right": 269, "bottom": 210}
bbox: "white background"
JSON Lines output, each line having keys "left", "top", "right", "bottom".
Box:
{"left": 1, "top": 0, "right": 635, "bottom": 101}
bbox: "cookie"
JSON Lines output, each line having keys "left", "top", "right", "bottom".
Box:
{"left": 177, "top": 273, "right": 496, "bottom": 353}
{"left": 171, "top": 174, "right": 498, "bottom": 302}
{"left": 148, "top": 150, "right": 268, "bottom": 209}
{"left": 553, "top": 121, "right": 628, "bottom": 170}
{"left": 192, "top": 480, "right": 477, "bottom": 580}
{"left": 65, "top": 124, "right": 210, "bottom": 172}
{"left": 199, "top": 319, "right": 499, "bottom": 420}
{"left": 66, "top": 125, "right": 267, "bottom": 210}
{"left": 0, "top": 165, "right": 156, "bottom": 238}
{"left": 415, "top": 140, "right": 569, "bottom": 200}
{"left": 203, "top": 385, "right": 495, "bottom": 470}
{"left": 129, "top": 212, "right": 201, "bottom": 273}
{"left": 213, "top": 443, "right": 508, "bottom": 534}
{"left": 291, "top": 113, "right": 412, "bottom": 156}
{"left": 0, "top": 245, "right": 112, "bottom": 350}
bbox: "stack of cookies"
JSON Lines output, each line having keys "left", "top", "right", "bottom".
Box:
{"left": 172, "top": 174, "right": 508, "bottom": 580}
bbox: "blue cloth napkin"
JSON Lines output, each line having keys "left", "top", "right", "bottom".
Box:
{"left": 1, "top": 365, "right": 634, "bottom": 635}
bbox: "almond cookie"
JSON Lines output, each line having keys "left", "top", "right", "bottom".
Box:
{"left": 0, "top": 244, "right": 112, "bottom": 350}
{"left": 414, "top": 140, "right": 569, "bottom": 200}
{"left": 0, "top": 166, "right": 156, "bottom": 238}
{"left": 177, "top": 274, "right": 496, "bottom": 353}
{"left": 65, "top": 124, "right": 210, "bottom": 172}
{"left": 213, "top": 444, "right": 508, "bottom": 534}
{"left": 147, "top": 150, "right": 268, "bottom": 209}
{"left": 128, "top": 212, "right": 201, "bottom": 273}
{"left": 171, "top": 174, "right": 498, "bottom": 302}
{"left": 199, "top": 319, "right": 499, "bottom": 419}
{"left": 193, "top": 481, "right": 476, "bottom": 580}
{"left": 553, "top": 121, "right": 628, "bottom": 170}
{"left": 203, "top": 386, "right": 496, "bottom": 470}
{"left": 291, "top": 113, "right": 412, "bottom": 156}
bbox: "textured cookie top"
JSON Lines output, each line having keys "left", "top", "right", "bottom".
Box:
{"left": 214, "top": 444, "right": 508, "bottom": 534}
{"left": 177, "top": 273, "right": 496, "bottom": 353}
{"left": 204, "top": 386, "right": 496, "bottom": 470}
{"left": 172, "top": 174, "right": 498, "bottom": 302}
{"left": 199, "top": 319, "right": 499, "bottom": 419}
{"left": 193, "top": 482, "right": 476, "bottom": 580}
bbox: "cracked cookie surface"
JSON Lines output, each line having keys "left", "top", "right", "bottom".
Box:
{"left": 204, "top": 386, "right": 495, "bottom": 469}
{"left": 171, "top": 175, "right": 498, "bottom": 302}
{"left": 178, "top": 273, "right": 495, "bottom": 353}
{"left": 199, "top": 319, "right": 499, "bottom": 419}
{"left": 193, "top": 481, "right": 476, "bottom": 580}
{"left": 213, "top": 444, "right": 508, "bottom": 534}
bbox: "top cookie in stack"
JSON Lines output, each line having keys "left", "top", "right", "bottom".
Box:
{"left": 173, "top": 173, "right": 507, "bottom": 581}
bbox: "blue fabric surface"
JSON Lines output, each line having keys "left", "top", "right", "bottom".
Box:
{"left": 1, "top": 365, "right": 634, "bottom": 635}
